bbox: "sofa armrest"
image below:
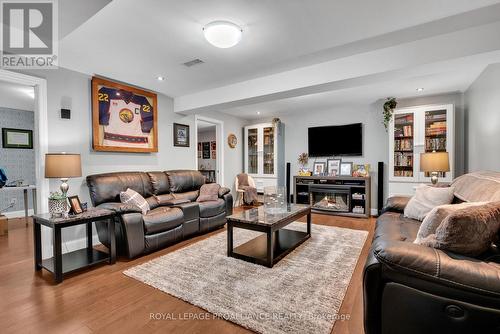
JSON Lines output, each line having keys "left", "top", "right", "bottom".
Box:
{"left": 97, "top": 202, "right": 143, "bottom": 214}
{"left": 219, "top": 187, "right": 231, "bottom": 197}
{"left": 381, "top": 196, "right": 411, "bottom": 214}
{"left": 373, "top": 240, "right": 500, "bottom": 297}
{"left": 223, "top": 192, "right": 233, "bottom": 216}
{"left": 118, "top": 212, "right": 145, "bottom": 258}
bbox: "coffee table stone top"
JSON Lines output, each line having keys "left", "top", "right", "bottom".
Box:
{"left": 227, "top": 204, "right": 311, "bottom": 227}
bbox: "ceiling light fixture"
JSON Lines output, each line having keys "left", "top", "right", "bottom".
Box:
{"left": 416, "top": 87, "right": 424, "bottom": 92}
{"left": 157, "top": 76, "right": 165, "bottom": 81}
{"left": 257, "top": 111, "right": 261, "bottom": 115}
{"left": 203, "top": 21, "right": 242, "bottom": 48}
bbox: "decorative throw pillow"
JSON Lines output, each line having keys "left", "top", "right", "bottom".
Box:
{"left": 418, "top": 202, "right": 500, "bottom": 256}
{"left": 404, "top": 185, "right": 454, "bottom": 221}
{"left": 414, "top": 202, "right": 488, "bottom": 244}
{"left": 120, "top": 188, "right": 150, "bottom": 215}
{"left": 197, "top": 183, "right": 221, "bottom": 202}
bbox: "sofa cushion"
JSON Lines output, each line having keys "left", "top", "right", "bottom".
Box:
{"left": 451, "top": 171, "right": 500, "bottom": 202}
{"left": 173, "top": 190, "right": 199, "bottom": 202}
{"left": 419, "top": 202, "right": 500, "bottom": 256}
{"left": 167, "top": 170, "right": 205, "bottom": 193}
{"left": 197, "top": 183, "right": 221, "bottom": 202}
{"left": 147, "top": 171, "right": 170, "bottom": 195}
{"left": 198, "top": 199, "right": 225, "bottom": 218}
{"left": 374, "top": 212, "right": 421, "bottom": 242}
{"left": 404, "top": 185, "right": 454, "bottom": 221}
{"left": 414, "top": 202, "right": 488, "bottom": 244}
{"left": 143, "top": 207, "right": 183, "bottom": 235}
{"left": 120, "top": 188, "right": 150, "bottom": 215}
{"left": 86, "top": 171, "right": 154, "bottom": 206}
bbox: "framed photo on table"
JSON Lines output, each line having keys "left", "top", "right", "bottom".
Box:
{"left": 68, "top": 196, "right": 84, "bottom": 215}
{"left": 340, "top": 162, "right": 353, "bottom": 176}
{"left": 2, "top": 128, "right": 33, "bottom": 149}
{"left": 91, "top": 77, "right": 158, "bottom": 153}
{"left": 327, "top": 158, "right": 341, "bottom": 176}
{"left": 313, "top": 162, "right": 326, "bottom": 176}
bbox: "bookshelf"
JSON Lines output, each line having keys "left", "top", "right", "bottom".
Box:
{"left": 389, "top": 104, "right": 454, "bottom": 196}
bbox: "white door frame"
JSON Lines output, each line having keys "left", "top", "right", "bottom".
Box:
{"left": 0, "top": 69, "right": 49, "bottom": 213}
{"left": 194, "top": 115, "right": 224, "bottom": 186}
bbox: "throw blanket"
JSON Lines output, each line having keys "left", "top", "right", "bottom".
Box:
{"left": 237, "top": 173, "right": 258, "bottom": 204}
{"left": 451, "top": 171, "right": 500, "bottom": 202}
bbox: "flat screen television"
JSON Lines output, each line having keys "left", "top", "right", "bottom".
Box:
{"left": 308, "top": 123, "right": 362, "bottom": 157}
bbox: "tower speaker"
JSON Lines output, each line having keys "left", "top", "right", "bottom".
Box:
{"left": 378, "top": 161, "right": 384, "bottom": 215}
{"left": 286, "top": 162, "right": 291, "bottom": 203}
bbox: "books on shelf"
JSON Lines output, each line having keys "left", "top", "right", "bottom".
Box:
{"left": 394, "top": 125, "right": 413, "bottom": 137}
{"left": 426, "top": 121, "right": 447, "bottom": 136}
{"left": 394, "top": 170, "right": 413, "bottom": 177}
{"left": 426, "top": 137, "right": 447, "bottom": 151}
{"left": 394, "top": 152, "right": 413, "bottom": 167}
{"left": 395, "top": 138, "right": 413, "bottom": 151}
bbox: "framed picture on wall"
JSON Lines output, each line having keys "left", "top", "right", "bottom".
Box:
{"left": 173, "top": 123, "right": 190, "bottom": 147}
{"left": 2, "top": 128, "right": 33, "bottom": 149}
{"left": 202, "top": 142, "right": 210, "bottom": 159}
{"left": 198, "top": 142, "right": 202, "bottom": 151}
{"left": 211, "top": 150, "right": 216, "bottom": 159}
{"left": 91, "top": 77, "right": 158, "bottom": 153}
{"left": 211, "top": 141, "right": 216, "bottom": 151}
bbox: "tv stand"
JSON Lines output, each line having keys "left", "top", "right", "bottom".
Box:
{"left": 293, "top": 175, "right": 371, "bottom": 218}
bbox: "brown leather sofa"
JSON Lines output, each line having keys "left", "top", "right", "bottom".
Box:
{"left": 86, "top": 170, "right": 233, "bottom": 258}
{"left": 363, "top": 174, "right": 500, "bottom": 334}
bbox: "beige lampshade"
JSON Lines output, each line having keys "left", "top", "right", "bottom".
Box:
{"left": 420, "top": 152, "right": 450, "bottom": 172}
{"left": 45, "top": 153, "right": 82, "bottom": 178}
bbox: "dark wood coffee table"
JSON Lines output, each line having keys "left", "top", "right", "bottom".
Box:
{"left": 226, "top": 204, "right": 311, "bottom": 268}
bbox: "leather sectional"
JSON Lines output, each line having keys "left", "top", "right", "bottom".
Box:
{"left": 86, "top": 170, "right": 233, "bottom": 258}
{"left": 363, "top": 193, "right": 500, "bottom": 334}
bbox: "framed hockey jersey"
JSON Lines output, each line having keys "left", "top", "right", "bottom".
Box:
{"left": 91, "top": 77, "right": 158, "bottom": 153}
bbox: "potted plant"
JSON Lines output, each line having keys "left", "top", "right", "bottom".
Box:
{"left": 383, "top": 97, "right": 398, "bottom": 130}
{"left": 48, "top": 192, "right": 67, "bottom": 217}
{"left": 297, "top": 153, "right": 311, "bottom": 176}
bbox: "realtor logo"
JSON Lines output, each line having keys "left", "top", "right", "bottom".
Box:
{"left": 1, "top": 0, "right": 58, "bottom": 68}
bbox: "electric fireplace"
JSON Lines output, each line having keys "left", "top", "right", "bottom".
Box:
{"left": 309, "top": 185, "right": 350, "bottom": 212}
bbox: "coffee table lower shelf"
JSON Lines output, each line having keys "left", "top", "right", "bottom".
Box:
{"left": 231, "top": 229, "right": 310, "bottom": 267}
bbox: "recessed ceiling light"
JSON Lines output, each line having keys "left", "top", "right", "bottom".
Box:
{"left": 416, "top": 87, "right": 424, "bottom": 92}
{"left": 203, "top": 21, "right": 242, "bottom": 48}
{"left": 157, "top": 76, "right": 165, "bottom": 81}
{"left": 257, "top": 111, "right": 261, "bottom": 115}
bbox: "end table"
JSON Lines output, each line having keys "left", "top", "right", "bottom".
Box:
{"left": 33, "top": 208, "right": 116, "bottom": 284}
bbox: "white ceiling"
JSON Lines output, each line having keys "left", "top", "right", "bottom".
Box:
{"left": 0, "top": 81, "right": 35, "bottom": 112}
{"left": 60, "top": 0, "right": 500, "bottom": 98}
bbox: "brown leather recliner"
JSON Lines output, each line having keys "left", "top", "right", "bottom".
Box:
{"left": 86, "top": 170, "right": 233, "bottom": 258}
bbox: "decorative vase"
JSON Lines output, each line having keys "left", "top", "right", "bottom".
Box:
{"left": 263, "top": 186, "right": 287, "bottom": 214}
{"left": 48, "top": 198, "right": 67, "bottom": 217}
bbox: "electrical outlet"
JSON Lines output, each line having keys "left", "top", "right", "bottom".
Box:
{"left": 10, "top": 198, "right": 17, "bottom": 206}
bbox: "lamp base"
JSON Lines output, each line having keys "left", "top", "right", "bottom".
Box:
{"left": 430, "top": 172, "right": 439, "bottom": 185}
{"left": 60, "top": 178, "right": 69, "bottom": 197}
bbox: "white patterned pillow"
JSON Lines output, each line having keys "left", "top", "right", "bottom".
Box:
{"left": 120, "top": 188, "right": 150, "bottom": 215}
{"left": 404, "top": 185, "right": 454, "bottom": 221}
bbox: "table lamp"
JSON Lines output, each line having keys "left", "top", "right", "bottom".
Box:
{"left": 45, "top": 153, "right": 82, "bottom": 197}
{"left": 420, "top": 151, "right": 449, "bottom": 185}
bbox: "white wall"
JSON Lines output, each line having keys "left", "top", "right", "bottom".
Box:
{"left": 22, "top": 68, "right": 249, "bottom": 257}
{"left": 464, "top": 63, "right": 500, "bottom": 172}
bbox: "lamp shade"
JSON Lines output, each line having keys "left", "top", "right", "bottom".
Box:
{"left": 45, "top": 153, "right": 82, "bottom": 178}
{"left": 420, "top": 152, "right": 450, "bottom": 172}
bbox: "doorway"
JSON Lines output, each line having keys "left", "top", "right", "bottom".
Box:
{"left": 0, "top": 70, "right": 49, "bottom": 214}
{"left": 194, "top": 116, "right": 224, "bottom": 186}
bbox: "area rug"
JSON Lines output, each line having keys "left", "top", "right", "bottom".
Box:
{"left": 124, "top": 222, "right": 368, "bottom": 334}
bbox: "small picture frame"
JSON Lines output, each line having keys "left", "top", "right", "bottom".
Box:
{"left": 68, "top": 195, "right": 84, "bottom": 215}
{"left": 2, "top": 128, "right": 33, "bottom": 149}
{"left": 313, "top": 162, "right": 326, "bottom": 176}
{"left": 327, "top": 158, "right": 341, "bottom": 176}
{"left": 340, "top": 162, "right": 353, "bottom": 176}
{"left": 173, "top": 123, "right": 190, "bottom": 147}
{"left": 211, "top": 150, "right": 216, "bottom": 159}
{"left": 210, "top": 141, "right": 216, "bottom": 151}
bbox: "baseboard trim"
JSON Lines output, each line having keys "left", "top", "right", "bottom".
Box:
{"left": 3, "top": 209, "right": 34, "bottom": 219}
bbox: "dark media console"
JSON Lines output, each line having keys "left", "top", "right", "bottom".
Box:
{"left": 294, "top": 175, "right": 371, "bottom": 218}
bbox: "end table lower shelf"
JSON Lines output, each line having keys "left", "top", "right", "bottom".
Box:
{"left": 40, "top": 248, "right": 111, "bottom": 276}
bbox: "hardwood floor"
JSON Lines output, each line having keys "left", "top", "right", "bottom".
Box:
{"left": 0, "top": 211, "right": 375, "bottom": 334}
